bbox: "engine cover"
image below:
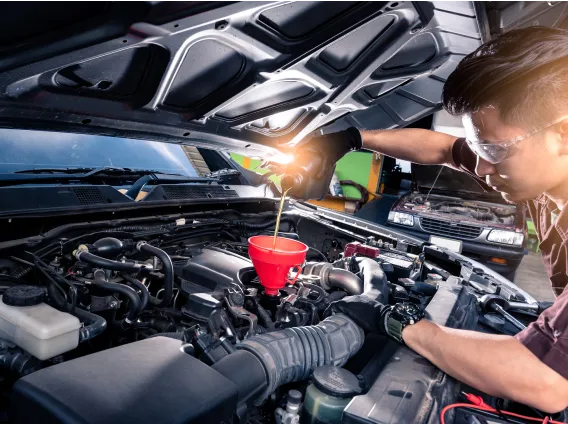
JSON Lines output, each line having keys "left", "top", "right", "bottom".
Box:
{"left": 11, "top": 337, "right": 238, "bottom": 424}
{"left": 175, "top": 247, "right": 252, "bottom": 294}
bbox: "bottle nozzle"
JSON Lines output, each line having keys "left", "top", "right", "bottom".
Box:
{"left": 281, "top": 174, "right": 301, "bottom": 192}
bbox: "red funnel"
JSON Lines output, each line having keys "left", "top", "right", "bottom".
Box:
{"left": 248, "top": 235, "right": 308, "bottom": 296}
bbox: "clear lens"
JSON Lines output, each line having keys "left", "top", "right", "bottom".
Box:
{"left": 487, "top": 230, "right": 524, "bottom": 246}
{"left": 467, "top": 142, "right": 508, "bottom": 164}
{"left": 388, "top": 212, "right": 414, "bottom": 226}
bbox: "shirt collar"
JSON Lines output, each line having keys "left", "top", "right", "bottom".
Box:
{"left": 536, "top": 194, "right": 568, "bottom": 241}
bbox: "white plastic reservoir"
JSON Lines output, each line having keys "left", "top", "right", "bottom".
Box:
{"left": 0, "top": 295, "right": 81, "bottom": 360}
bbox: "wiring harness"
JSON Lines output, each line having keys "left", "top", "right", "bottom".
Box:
{"left": 441, "top": 393, "right": 566, "bottom": 424}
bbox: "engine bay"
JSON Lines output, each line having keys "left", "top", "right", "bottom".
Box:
{"left": 0, "top": 204, "right": 547, "bottom": 424}
{"left": 401, "top": 192, "right": 518, "bottom": 226}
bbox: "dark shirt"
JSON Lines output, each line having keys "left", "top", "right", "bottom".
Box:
{"left": 452, "top": 138, "right": 568, "bottom": 379}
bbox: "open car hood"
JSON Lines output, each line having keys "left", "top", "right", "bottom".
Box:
{"left": 412, "top": 164, "right": 506, "bottom": 202}
{"left": 0, "top": 1, "right": 483, "bottom": 157}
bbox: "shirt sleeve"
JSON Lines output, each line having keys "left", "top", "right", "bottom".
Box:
{"left": 515, "top": 280, "right": 568, "bottom": 379}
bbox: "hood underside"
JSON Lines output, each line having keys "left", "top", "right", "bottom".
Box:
{"left": 0, "top": 1, "right": 482, "bottom": 156}
{"left": 412, "top": 164, "right": 505, "bottom": 202}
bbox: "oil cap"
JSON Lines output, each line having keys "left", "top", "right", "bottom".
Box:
{"left": 3, "top": 286, "right": 46, "bottom": 307}
{"left": 311, "top": 365, "right": 363, "bottom": 398}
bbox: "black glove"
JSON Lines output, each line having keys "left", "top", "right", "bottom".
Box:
{"left": 271, "top": 128, "right": 363, "bottom": 199}
{"left": 303, "top": 127, "right": 363, "bottom": 168}
{"left": 323, "top": 295, "right": 391, "bottom": 335}
{"left": 325, "top": 295, "right": 426, "bottom": 344}
{"left": 266, "top": 127, "right": 363, "bottom": 179}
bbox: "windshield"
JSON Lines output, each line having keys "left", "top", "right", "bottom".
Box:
{"left": 0, "top": 129, "right": 218, "bottom": 176}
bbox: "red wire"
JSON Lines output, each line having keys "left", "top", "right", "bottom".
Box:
{"left": 440, "top": 394, "right": 565, "bottom": 424}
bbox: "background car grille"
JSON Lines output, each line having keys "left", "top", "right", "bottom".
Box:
{"left": 420, "top": 217, "right": 482, "bottom": 240}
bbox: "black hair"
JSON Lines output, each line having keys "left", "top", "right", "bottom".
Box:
{"left": 442, "top": 26, "right": 568, "bottom": 127}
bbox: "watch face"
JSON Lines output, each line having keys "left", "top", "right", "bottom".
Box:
{"left": 395, "top": 302, "right": 420, "bottom": 315}
{"left": 392, "top": 302, "right": 424, "bottom": 322}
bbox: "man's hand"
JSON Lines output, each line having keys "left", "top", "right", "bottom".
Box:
{"left": 326, "top": 295, "right": 568, "bottom": 413}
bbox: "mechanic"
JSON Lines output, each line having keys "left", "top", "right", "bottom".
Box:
{"left": 294, "top": 27, "right": 568, "bottom": 413}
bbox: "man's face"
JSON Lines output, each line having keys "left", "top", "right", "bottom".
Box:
{"left": 462, "top": 107, "right": 568, "bottom": 203}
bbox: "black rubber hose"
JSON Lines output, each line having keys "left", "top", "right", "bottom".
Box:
{"left": 47, "top": 282, "right": 107, "bottom": 342}
{"left": 121, "top": 274, "right": 149, "bottom": 311}
{"left": 92, "top": 271, "right": 141, "bottom": 328}
{"left": 237, "top": 313, "right": 364, "bottom": 403}
{"left": 256, "top": 304, "right": 275, "bottom": 331}
{"left": 75, "top": 251, "right": 149, "bottom": 273}
{"left": 137, "top": 242, "right": 173, "bottom": 308}
{"left": 236, "top": 218, "right": 296, "bottom": 232}
{"left": 75, "top": 307, "right": 108, "bottom": 342}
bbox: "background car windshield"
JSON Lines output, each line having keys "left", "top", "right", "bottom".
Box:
{"left": 0, "top": 128, "right": 203, "bottom": 176}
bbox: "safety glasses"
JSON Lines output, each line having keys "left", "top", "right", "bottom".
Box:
{"left": 465, "top": 116, "right": 567, "bottom": 164}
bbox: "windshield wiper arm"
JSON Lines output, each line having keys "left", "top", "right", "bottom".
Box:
{"left": 205, "top": 168, "right": 242, "bottom": 180}
{"left": 0, "top": 167, "right": 218, "bottom": 187}
{"left": 15, "top": 166, "right": 187, "bottom": 177}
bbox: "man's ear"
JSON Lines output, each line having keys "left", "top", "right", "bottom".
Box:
{"left": 558, "top": 120, "right": 568, "bottom": 156}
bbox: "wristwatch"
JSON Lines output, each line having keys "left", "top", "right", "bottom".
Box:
{"left": 382, "top": 302, "right": 425, "bottom": 344}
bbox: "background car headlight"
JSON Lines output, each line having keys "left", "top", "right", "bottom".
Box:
{"left": 388, "top": 211, "right": 414, "bottom": 226}
{"left": 487, "top": 230, "right": 524, "bottom": 246}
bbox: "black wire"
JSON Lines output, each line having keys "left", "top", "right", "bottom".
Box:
{"left": 455, "top": 406, "right": 535, "bottom": 424}
{"left": 30, "top": 253, "right": 68, "bottom": 302}
{"left": 8, "top": 256, "right": 34, "bottom": 267}
{"left": 308, "top": 246, "right": 328, "bottom": 262}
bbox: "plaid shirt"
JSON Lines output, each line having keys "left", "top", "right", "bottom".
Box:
{"left": 452, "top": 138, "right": 568, "bottom": 378}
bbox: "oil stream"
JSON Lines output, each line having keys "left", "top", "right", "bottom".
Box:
{"left": 273, "top": 188, "right": 291, "bottom": 249}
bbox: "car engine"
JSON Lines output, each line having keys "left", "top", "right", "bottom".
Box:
{"left": 0, "top": 208, "right": 542, "bottom": 424}
{"left": 401, "top": 192, "right": 518, "bottom": 225}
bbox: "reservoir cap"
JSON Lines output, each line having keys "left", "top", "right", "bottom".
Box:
{"left": 3, "top": 286, "right": 46, "bottom": 307}
{"left": 311, "top": 365, "right": 362, "bottom": 398}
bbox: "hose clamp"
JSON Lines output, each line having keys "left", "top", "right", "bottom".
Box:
{"left": 136, "top": 241, "right": 147, "bottom": 251}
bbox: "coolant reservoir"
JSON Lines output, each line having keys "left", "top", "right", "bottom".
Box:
{"left": 301, "top": 366, "right": 362, "bottom": 424}
{"left": 0, "top": 287, "right": 81, "bottom": 360}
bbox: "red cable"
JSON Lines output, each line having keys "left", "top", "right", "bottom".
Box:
{"left": 440, "top": 394, "right": 565, "bottom": 424}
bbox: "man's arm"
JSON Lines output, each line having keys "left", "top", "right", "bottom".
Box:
{"left": 361, "top": 128, "right": 458, "bottom": 167}
{"left": 403, "top": 319, "right": 568, "bottom": 413}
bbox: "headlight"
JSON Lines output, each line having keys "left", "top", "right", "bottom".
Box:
{"left": 388, "top": 211, "right": 414, "bottom": 227}
{"left": 487, "top": 230, "right": 524, "bottom": 246}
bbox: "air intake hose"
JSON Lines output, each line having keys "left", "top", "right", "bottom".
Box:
{"left": 236, "top": 313, "right": 363, "bottom": 403}
{"left": 303, "top": 258, "right": 389, "bottom": 303}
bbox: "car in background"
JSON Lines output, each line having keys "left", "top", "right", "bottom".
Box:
{"left": 386, "top": 164, "right": 526, "bottom": 280}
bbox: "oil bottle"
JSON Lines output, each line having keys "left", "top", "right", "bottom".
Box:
{"left": 280, "top": 155, "right": 336, "bottom": 200}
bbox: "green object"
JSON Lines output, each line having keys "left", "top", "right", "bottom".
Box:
{"left": 230, "top": 151, "right": 374, "bottom": 196}
{"left": 301, "top": 366, "right": 362, "bottom": 424}
{"left": 526, "top": 220, "right": 539, "bottom": 252}
{"left": 334, "top": 151, "right": 373, "bottom": 198}
{"left": 302, "top": 383, "right": 352, "bottom": 424}
{"left": 526, "top": 220, "right": 536, "bottom": 236}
